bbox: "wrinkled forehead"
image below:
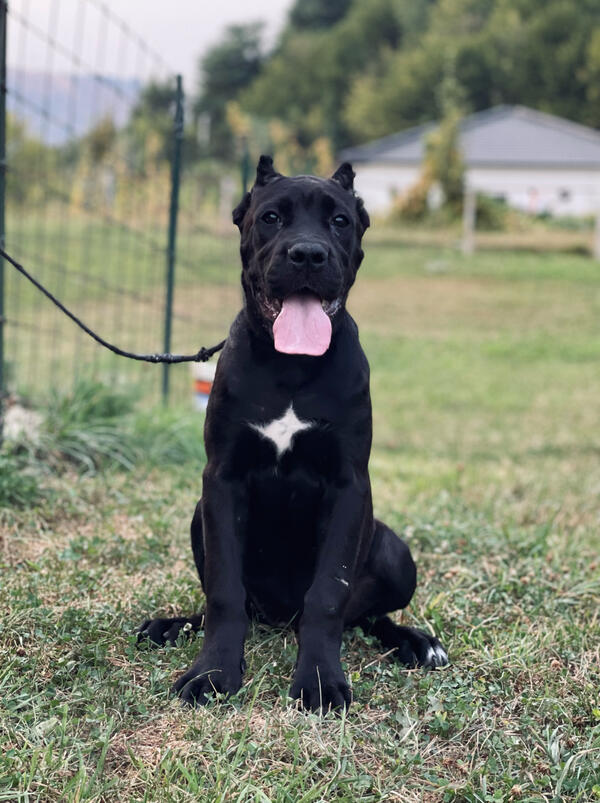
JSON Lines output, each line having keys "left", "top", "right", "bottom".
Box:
{"left": 251, "top": 175, "right": 353, "bottom": 213}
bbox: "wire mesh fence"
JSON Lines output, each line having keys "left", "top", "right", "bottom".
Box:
{"left": 1, "top": 0, "right": 241, "bottom": 413}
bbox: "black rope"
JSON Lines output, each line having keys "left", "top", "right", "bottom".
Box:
{"left": 0, "top": 247, "right": 226, "bottom": 363}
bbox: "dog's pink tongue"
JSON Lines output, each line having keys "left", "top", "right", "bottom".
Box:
{"left": 273, "top": 293, "right": 332, "bottom": 356}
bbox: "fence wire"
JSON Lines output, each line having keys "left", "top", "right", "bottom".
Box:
{"left": 2, "top": 0, "right": 240, "bottom": 409}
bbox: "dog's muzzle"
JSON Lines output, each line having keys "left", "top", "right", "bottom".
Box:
{"left": 288, "top": 242, "right": 328, "bottom": 272}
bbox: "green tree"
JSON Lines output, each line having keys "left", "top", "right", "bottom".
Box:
{"left": 583, "top": 27, "right": 600, "bottom": 127}
{"left": 344, "top": 45, "right": 444, "bottom": 141}
{"left": 85, "top": 116, "right": 117, "bottom": 164}
{"left": 393, "top": 0, "right": 438, "bottom": 41}
{"left": 241, "top": 33, "right": 326, "bottom": 147}
{"left": 121, "top": 79, "right": 201, "bottom": 174}
{"left": 125, "top": 80, "right": 178, "bottom": 172}
{"left": 343, "top": 0, "right": 600, "bottom": 143}
{"left": 429, "top": 59, "right": 467, "bottom": 210}
{"left": 289, "top": 0, "right": 352, "bottom": 30}
{"left": 6, "top": 115, "right": 57, "bottom": 206}
{"left": 242, "top": 0, "right": 402, "bottom": 149}
{"left": 493, "top": 1, "right": 594, "bottom": 123}
{"left": 200, "top": 0, "right": 599, "bottom": 158}
{"left": 195, "top": 23, "right": 264, "bottom": 159}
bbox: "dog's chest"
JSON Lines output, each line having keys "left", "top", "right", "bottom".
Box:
{"left": 249, "top": 403, "right": 314, "bottom": 458}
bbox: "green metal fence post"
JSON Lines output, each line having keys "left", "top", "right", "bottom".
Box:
{"left": 0, "top": 0, "right": 7, "bottom": 443}
{"left": 162, "top": 74, "right": 184, "bottom": 404}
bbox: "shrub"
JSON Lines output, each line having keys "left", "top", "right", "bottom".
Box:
{"left": 475, "top": 194, "right": 509, "bottom": 231}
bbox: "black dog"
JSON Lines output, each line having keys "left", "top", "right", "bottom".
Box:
{"left": 138, "top": 156, "right": 447, "bottom": 711}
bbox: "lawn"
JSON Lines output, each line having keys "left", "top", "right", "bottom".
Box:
{"left": 1, "top": 239, "right": 599, "bottom": 801}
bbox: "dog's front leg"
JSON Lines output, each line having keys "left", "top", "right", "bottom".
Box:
{"left": 172, "top": 472, "right": 248, "bottom": 706}
{"left": 290, "top": 478, "right": 369, "bottom": 712}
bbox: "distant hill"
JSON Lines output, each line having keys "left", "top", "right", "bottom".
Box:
{"left": 6, "top": 69, "right": 142, "bottom": 144}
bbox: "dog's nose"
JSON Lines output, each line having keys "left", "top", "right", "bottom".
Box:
{"left": 288, "top": 242, "right": 328, "bottom": 270}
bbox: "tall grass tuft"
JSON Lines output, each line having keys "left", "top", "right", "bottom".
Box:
{"left": 34, "top": 379, "right": 138, "bottom": 473}
{"left": 3, "top": 379, "right": 207, "bottom": 494}
{"left": 132, "top": 407, "right": 206, "bottom": 466}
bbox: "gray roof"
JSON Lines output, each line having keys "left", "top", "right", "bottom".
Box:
{"left": 339, "top": 106, "right": 600, "bottom": 169}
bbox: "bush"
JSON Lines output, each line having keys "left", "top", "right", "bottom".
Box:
{"left": 475, "top": 194, "right": 509, "bottom": 231}
{"left": 389, "top": 176, "right": 431, "bottom": 222}
{"left": 8, "top": 379, "right": 207, "bottom": 479}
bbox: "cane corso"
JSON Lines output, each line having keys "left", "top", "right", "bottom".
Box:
{"left": 138, "top": 156, "right": 447, "bottom": 711}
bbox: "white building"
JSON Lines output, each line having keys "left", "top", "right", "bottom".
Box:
{"left": 339, "top": 105, "right": 600, "bottom": 218}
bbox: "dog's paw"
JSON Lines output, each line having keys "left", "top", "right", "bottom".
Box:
{"left": 136, "top": 615, "right": 204, "bottom": 647}
{"left": 290, "top": 664, "right": 352, "bottom": 713}
{"left": 392, "top": 626, "right": 448, "bottom": 669}
{"left": 172, "top": 655, "right": 244, "bottom": 706}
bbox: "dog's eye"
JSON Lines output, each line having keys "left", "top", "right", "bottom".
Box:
{"left": 332, "top": 214, "right": 350, "bottom": 228}
{"left": 261, "top": 211, "right": 281, "bottom": 225}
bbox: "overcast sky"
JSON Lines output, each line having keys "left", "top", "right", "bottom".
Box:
{"left": 10, "top": 0, "right": 293, "bottom": 89}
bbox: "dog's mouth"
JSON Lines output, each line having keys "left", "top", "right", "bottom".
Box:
{"left": 257, "top": 292, "right": 341, "bottom": 321}
{"left": 257, "top": 289, "right": 341, "bottom": 356}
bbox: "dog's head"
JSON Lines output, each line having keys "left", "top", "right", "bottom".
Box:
{"left": 232, "top": 156, "right": 370, "bottom": 356}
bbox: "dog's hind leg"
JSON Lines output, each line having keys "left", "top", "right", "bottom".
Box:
{"left": 190, "top": 497, "right": 205, "bottom": 586}
{"left": 345, "top": 520, "right": 448, "bottom": 668}
{"left": 137, "top": 499, "right": 206, "bottom": 647}
{"left": 356, "top": 615, "right": 448, "bottom": 668}
{"left": 136, "top": 612, "right": 205, "bottom": 647}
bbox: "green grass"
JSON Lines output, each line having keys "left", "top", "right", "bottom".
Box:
{"left": 1, "top": 242, "right": 599, "bottom": 801}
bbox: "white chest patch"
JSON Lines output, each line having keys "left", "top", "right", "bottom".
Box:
{"left": 250, "top": 403, "right": 313, "bottom": 458}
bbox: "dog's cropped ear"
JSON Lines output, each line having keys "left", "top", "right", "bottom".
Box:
{"left": 232, "top": 192, "right": 251, "bottom": 230}
{"left": 255, "top": 155, "right": 281, "bottom": 187}
{"left": 356, "top": 196, "right": 370, "bottom": 234}
{"left": 332, "top": 162, "right": 369, "bottom": 233}
{"left": 331, "top": 162, "right": 355, "bottom": 192}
